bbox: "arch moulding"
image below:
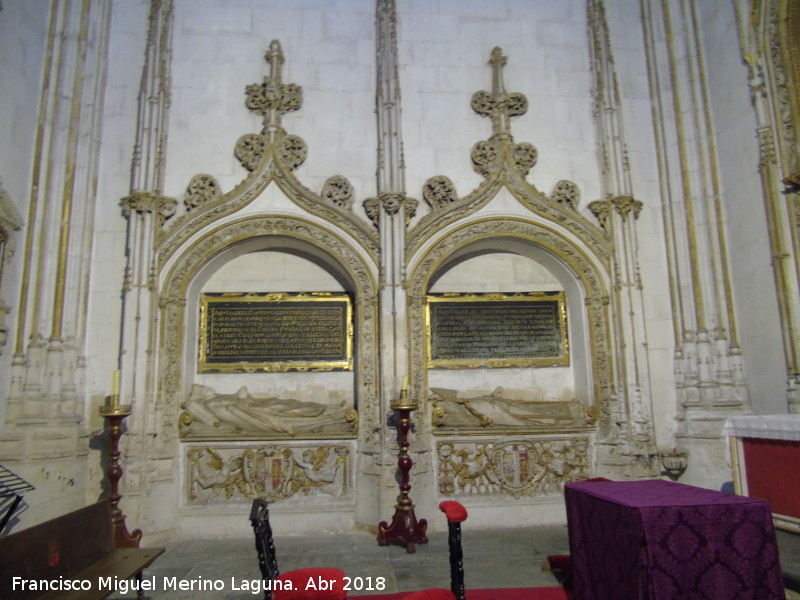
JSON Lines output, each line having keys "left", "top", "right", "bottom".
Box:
{"left": 407, "top": 217, "right": 615, "bottom": 434}
{"left": 157, "top": 214, "right": 381, "bottom": 449}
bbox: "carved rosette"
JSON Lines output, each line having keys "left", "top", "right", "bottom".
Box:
{"left": 513, "top": 142, "right": 538, "bottom": 176}
{"left": 423, "top": 176, "right": 458, "bottom": 210}
{"left": 321, "top": 175, "right": 353, "bottom": 209}
{"left": 471, "top": 89, "right": 529, "bottom": 121}
{"left": 235, "top": 133, "right": 267, "bottom": 171}
{"left": 437, "top": 437, "right": 589, "bottom": 498}
{"left": 471, "top": 139, "right": 538, "bottom": 178}
{"left": 244, "top": 40, "right": 303, "bottom": 129}
{"left": 372, "top": 193, "right": 417, "bottom": 226}
{"left": 551, "top": 180, "right": 580, "bottom": 210}
{"left": 471, "top": 140, "right": 500, "bottom": 176}
{"left": 185, "top": 443, "right": 351, "bottom": 505}
{"left": 158, "top": 196, "right": 178, "bottom": 221}
{"left": 278, "top": 134, "right": 308, "bottom": 170}
{"left": 184, "top": 174, "right": 221, "bottom": 211}
{"left": 245, "top": 80, "right": 303, "bottom": 117}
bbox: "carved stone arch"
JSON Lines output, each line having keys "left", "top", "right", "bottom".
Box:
{"left": 763, "top": 0, "right": 800, "bottom": 181}
{"left": 407, "top": 217, "right": 614, "bottom": 431}
{"left": 158, "top": 215, "right": 380, "bottom": 447}
{"left": 783, "top": 0, "right": 800, "bottom": 123}
{"left": 0, "top": 178, "right": 23, "bottom": 353}
{"left": 157, "top": 150, "right": 380, "bottom": 272}
{"left": 407, "top": 170, "right": 610, "bottom": 270}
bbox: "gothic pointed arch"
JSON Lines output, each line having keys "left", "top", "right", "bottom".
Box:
{"left": 407, "top": 217, "right": 614, "bottom": 435}
{"left": 404, "top": 47, "right": 616, "bottom": 434}
{"left": 157, "top": 215, "right": 380, "bottom": 446}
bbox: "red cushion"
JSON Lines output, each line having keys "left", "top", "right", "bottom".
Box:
{"left": 544, "top": 554, "right": 572, "bottom": 571}
{"left": 273, "top": 567, "right": 347, "bottom": 600}
{"left": 402, "top": 589, "right": 454, "bottom": 600}
{"left": 467, "top": 589, "right": 569, "bottom": 600}
{"left": 438, "top": 500, "right": 468, "bottom": 523}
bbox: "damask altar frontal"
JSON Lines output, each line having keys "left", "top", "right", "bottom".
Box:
{"left": 565, "top": 479, "right": 785, "bottom": 600}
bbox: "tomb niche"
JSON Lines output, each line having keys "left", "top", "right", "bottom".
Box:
{"left": 426, "top": 251, "right": 582, "bottom": 433}
{"left": 178, "top": 244, "right": 361, "bottom": 506}
{"left": 417, "top": 243, "right": 599, "bottom": 501}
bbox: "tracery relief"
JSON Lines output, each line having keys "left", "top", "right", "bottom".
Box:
{"left": 185, "top": 443, "right": 351, "bottom": 505}
{"left": 737, "top": 0, "right": 800, "bottom": 409}
{"left": 406, "top": 46, "right": 609, "bottom": 271}
{"left": 154, "top": 40, "right": 379, "bottom": 271}
{"left": 436, "top": 437, "right": 589, "bottom": 499}
{"left": 122, "top": 20, "right": 637, "bottom": 529}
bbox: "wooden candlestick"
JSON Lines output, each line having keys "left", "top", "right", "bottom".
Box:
{"left": 100, "top": 392, "right": 141, "bottom": 549}
{"left": 378, "top": 389, "right": 428, "bottom": 553}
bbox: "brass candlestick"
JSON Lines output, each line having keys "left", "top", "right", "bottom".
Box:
{"left": 378, "top": 388, "right": 428, "bottom": 553}
{"left": 99, "top": 371, "right": 141, "bottom": 548}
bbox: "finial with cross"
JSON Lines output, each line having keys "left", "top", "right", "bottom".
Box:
{"left": 245, "top": 40, "right": 303, "bottom": 133}
{"left": 471, "top": 46, "right": 528, "bottom": 138}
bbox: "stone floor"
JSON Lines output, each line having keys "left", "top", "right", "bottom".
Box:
{"left": 111, "top": 525, "right": 800, "bottom": 599}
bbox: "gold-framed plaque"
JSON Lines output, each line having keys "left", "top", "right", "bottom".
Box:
{"left": 199, "top": 292, "right": 353, "bottom": 373}
{"left": 425, "top": 292, "right": 569, "bottom": 369}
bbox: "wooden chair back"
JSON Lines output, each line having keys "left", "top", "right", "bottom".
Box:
{"left": 250, "top": 498, "right": 281, "bottom": 596}
{"left": 0, "top": 500, "right": 114, "bottom": 600}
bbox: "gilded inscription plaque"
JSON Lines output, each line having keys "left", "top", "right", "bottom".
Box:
{"left": 199, "top": 292, "right": 353, "bottom": 372}
{"left": 426, "top": 292, "right": 568, "bottom": 368}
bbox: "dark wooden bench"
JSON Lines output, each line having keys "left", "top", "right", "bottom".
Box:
{"left": 1, "top": 499, "right": 163, "bottom": 600}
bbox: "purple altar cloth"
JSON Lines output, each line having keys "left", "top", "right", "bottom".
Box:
{"left": 564, "top": 479, "right": 785, "bottom": 600}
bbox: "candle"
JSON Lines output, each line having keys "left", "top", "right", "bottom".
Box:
{"left": 401, "top": 376, "right": 408, "bottom": 392}
{"left": 112, "top": 369, "right": 120, "bottom": 397}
